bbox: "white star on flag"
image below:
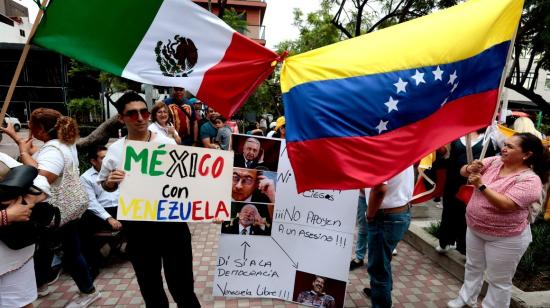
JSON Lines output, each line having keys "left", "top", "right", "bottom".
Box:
{"left": 441, "top": 97, "right": 448, "bottom": 106}
{"left": 448, "top": 70, "right": 458, "bottom": 84}
{"left": 394, "top": 78, "right": 408, "bottom": 93}
{"left": 412, "top": 70, "right": 425, "bottom": 85}
{"left": 375, "top": 120, "right": 389, "bottom": 133}
{"left": 451, "top": 82, "right": 459, "bottom": 93}
{"left": 385, "top": 96, "right": 399, "bottom": 113}
{"left": 432, "top": 66, "right": 444, "bottom": 81}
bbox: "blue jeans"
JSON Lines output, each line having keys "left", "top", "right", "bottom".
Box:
{"left": 367, "top": 209, "right": 411, "bottom": 308}
{"left": 355, "top": 195, "right": 368, "bottom": 260}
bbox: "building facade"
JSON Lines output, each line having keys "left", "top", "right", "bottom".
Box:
{"left": 192, "top": 0, "right": 267, "bottom": 46}
{"left": 0, "top": 0, "right": 68, "bottom": 123}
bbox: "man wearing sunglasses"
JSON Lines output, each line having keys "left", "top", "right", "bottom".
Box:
{"left": 98, "top": 91, "right": 201, "bottom": 308}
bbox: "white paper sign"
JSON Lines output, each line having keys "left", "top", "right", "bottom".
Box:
{"left": 214, "top": 140, "right": 358, "bottom": 308}
{"left": 117, "top": 140, "right": 233, "bottom": 222}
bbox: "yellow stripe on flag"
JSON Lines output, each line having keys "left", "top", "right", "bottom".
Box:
{"left": 281, "top": 0, "right": 523, "bottom": 93}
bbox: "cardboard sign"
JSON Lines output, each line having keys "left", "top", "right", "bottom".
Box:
{"left": 117, "top": 140, "right": 233, "bottom": 222}
{"left": 214, "top": 140, "right": 357, "bottom": 308}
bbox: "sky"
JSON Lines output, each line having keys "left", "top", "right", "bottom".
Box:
{"left": 18, "top": 0, "right": 321, "bottom": 50}
{"left": 264, "top": 0, "right": 321, "bottom": 49}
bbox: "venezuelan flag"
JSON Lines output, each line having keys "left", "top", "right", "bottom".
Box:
{"left": 280, "top": 0, "right": 523, "bottom": 192}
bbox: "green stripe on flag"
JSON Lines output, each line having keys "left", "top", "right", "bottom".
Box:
{"left": 33, "top": 0, "right": 164, "bottom": 76}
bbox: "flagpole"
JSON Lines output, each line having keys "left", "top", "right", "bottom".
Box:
{"left": 479, "top": 26, "right": 518, "bottom": 160}
{"left": 0, "top": 0, "right": 49, "bottom": 125}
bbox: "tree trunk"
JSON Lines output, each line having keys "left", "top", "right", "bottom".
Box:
{"left": 76, "top": 116, "right": 123, "bottom": 151}
{"left": 505, "top": 80, "right": 550, "bottom": 113}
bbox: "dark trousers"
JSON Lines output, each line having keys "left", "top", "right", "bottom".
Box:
{"left": 439, "top": 195, "right": 467, "bottom": 254}
{"left": 79, "top": 207, "right": 119, "bottom": 275}
{"left": 35, "top": 220, "right": 95, "bottom": 293}
{"left": 126, "top": 222, "right": 200, "bottom": 308}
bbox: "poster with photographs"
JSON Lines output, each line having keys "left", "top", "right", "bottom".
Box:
{"left": 214, "top": 137, "right": 358, "bottom": 308}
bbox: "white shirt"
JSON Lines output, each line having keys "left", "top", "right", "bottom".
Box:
{"left": 34, "top": 139, "right": 79, "bottom": 176}
{"left": 148, "top": 122, "right": 179, "bottom": 140}
{"left": 80, "top": 167, "right": 119, "bottom": 220}
{"left": 0, "top": 153, "right": 51, "bottom": 275}
{"left": 238, "top": 224, "right": 251, "bottom": 235}
{"left": 380, "top": 166, "right": 414, "bottom": 209}
{"left": 98, "top": 133, "right": 176, "bottom": 183}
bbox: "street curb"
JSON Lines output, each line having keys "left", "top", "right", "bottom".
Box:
{"left": 404, "top": 221, "right": 550, "bottom": 308}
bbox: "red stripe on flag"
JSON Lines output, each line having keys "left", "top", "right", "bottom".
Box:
{"left": 286, "top": 90, "right": 498, "bottom": 193}
{"left": 196, "top": 32, "right": 278, "bottom": 117}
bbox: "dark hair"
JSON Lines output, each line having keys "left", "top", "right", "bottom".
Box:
{"left": 88, "top": 145, "right": 108, "bottom": 161}
{"left": 30, "top": 108, "right": 79, "bottom": 144}
{"left": 216, "top": 115, "right": 227, "bottom": 123}
{"left": 151, "top": 101, "right": 172, "bottom": 124}
{"left": 115, "top": 91, "right": 146, "bottom": 114}
{"left": 515, "top": 132, "right": 550, "bottom": 184}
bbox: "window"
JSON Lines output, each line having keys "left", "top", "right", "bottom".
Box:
{"left": 511, "top": 71, "right": 537, "bottom": 89}
{"left": 20, "top": 29, "right": 25, "bottom": 37}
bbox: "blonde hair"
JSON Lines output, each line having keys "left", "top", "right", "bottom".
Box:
{"left": 513, "top": 117, "right": 542, "bottom": 139}
{"left": 30, "top": 108, "right": 79, "bottom": 145}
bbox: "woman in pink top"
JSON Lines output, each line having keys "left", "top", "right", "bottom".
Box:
{"left": 448, "top": 133, "right": 550, "bottom": 308}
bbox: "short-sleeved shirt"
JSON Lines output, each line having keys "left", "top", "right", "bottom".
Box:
{"left": 199, "top": 121, "right": 218, "bottom": 145}
{"left": 296, "top": 290, "right": 335, "bottom": 308}
{"left": 34, "top": 139, "right": 79, "bottom": 176}
{"left": 466, "top": 156, "right": 542, "bottom": 237}
{"left": 380, "top": 166, "right": 414, "bottom": 209}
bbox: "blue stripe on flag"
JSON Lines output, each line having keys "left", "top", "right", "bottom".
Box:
{"left": 283, "top": 41, "right": 509, "bottom": 142}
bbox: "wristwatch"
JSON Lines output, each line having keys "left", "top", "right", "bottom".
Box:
{"left": 478, "top": 184, "right": 487, "bottom": 192}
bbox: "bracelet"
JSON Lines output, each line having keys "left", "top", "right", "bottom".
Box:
{"left": 1, "top": 209, "right": 8, "bottom": 226}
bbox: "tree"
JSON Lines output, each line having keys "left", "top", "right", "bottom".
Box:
{"left": 222, "top": 8, "right": 248, "bottom": 34}
{"left": 505, "top": 0, "right": 550, "bottom": 113}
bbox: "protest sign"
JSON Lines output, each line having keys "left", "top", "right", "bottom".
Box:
{"left": 215, "top": 139, "right": 357, "bottom": 307}
{"left": 117, "top": 140, "right": 233, "bottom": 222}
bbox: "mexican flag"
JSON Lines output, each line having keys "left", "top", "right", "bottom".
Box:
{"left": 32, "top": 0, "right": 279, "bottom": 117}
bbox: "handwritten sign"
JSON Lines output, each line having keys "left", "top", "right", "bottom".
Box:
{"left": 214, "top": 141, "right": 357, "bottom": 307}
{"left": 118, "top": 140, "right": 233, "bottom": 222}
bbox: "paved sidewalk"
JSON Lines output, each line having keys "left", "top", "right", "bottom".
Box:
{"left": 34, "top": 223, "right": 462, "bottom": 308}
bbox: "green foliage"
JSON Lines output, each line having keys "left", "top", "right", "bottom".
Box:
{"left": 67, "top": 98, "right": 102, "bottom": 124}
{"left": 222, "top": 8, "right": 248, "bottom": 34}
{"left": 424, "top": 220, "right": 441, "bottom": 239}
{"left": 276, "top": 1, "right": 340, "bottom": 55}
{"left": 518, "top": 220, "right": 550, "bottom": 274}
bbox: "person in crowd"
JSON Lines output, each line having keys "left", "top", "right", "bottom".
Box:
{"left": 0, "top": 151, "right": 49, "bottom": 308}
{"left": 149, "top": 101, "right": 181, "bottom": 144}
{"left": 98, "top": 91, "right": 200, "bottom": 308}
{"left": 266, "top": 122, "right": 277, "bottom": 138}
{"left": 273, "top": 116, "right": 286, "bottom": 139}
{"left": 296, "top": 276, "right": 336, "bottom": 308}
{"left": 447, "top": 133, "right": 550, "bottom": 308}
{"left": 199, "top": 106, "right": 220, "bottom": 149}
{"left": 234, "top": 137, "right": 263, "bottom": 169}
{"left": 221, "top": 204, "right": 269, "bottom": 235}
{"left": 79, "top": 145, "right": 122, "bottom": 276}
{"left": 363, "top": 166, "right": 414, "bottom": 308}
{"left": 2, "top": 108, "right": 100, "bottom": 307}
{"left": 246, "top": 121, "right": 264, "bottom": 136}
{"left": 513, "top": 116, "right": 543, "bottom": 139}
{"left": 164, "top": 87, "right": 197, "bottom": 146}
{"left": 232, "top": 168, "right": 275, "bottom": 204}
{"left": 350, "top": 188, "right": 369, "bottom": 270}
{"left": 437, "top": 129, "right": 496, "bottom": 255}
{"left": 214, "top": 115, "right": 232, "bottom": 150}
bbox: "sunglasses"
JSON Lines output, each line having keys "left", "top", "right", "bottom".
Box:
{"left": 123, "top": 108, "right": 150, "bottom": 121}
